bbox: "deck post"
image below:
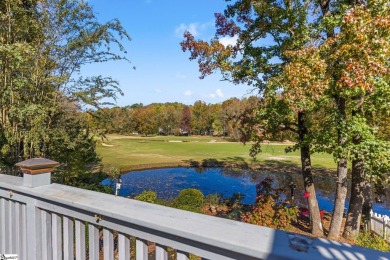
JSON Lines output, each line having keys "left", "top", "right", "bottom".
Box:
{"left": 16, "top": 158, "right": 59, "bottom": 188}
{"left": 15, "top": 158, "right": 59, "bottom": 260}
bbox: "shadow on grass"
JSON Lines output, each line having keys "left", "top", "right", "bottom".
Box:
{"left": 183, "top": 158, "right": 336, "bottom": 177}
{"left": 257, "top": 160, "right": 336, "bottom": 177}
{"left": 184, "top": 157, "right": 249, "bottom": 169}
{"left": 256, "top": 160, "right": 301, "bottom": 174}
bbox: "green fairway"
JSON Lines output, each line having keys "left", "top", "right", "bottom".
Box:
{"left": 96, "top": 135, "right": 337, "bottom": 173}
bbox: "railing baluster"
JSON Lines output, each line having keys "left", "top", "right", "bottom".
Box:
{"left": 155, "top": 244, "right": 168, "bottom": 260}
{"left": 177, "top": 251, "right": 189, "bottom": 260}
{"left": 103, "top": 228, "right": 114, "bottom": 260}
{"left": 21, "top": 203, "right": 27, "bottom": 260}
{"left": 14, "top": 202, "right": 21, "bottom": 256}
{"left": 118, "top": 233, "right": 130, "bottom": 260}
{"left": 136, "top": 238, "right": 148, "bottom": 260}
{"left": 9, "top": 200, "right": 15, "bottom": 253}
{"left": 41, "top": 210, "right": 53, "bottom": 260}
{"left": 75, "top": 219, "right": 86, "bottom": 260}
{"left": 88, "top": 224, "right": 100, "bottom": 260}
{"left": 26, "top": 201, "right": 42, "bottom": 260}
{"left": 52, "top": 213, "right": 62, "bottom": 260}
{"left": 63, "top": 216, "right": 74, "bottom": 260}
{"left": 0, "top": 198, "right": 5, "bottom": 252}
{"left": 4, "top": 199, "right": 10, "bottom": 253}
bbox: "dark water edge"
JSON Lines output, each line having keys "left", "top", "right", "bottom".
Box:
{"left": 102, "top": 167, "right": 390, "bottom": 216}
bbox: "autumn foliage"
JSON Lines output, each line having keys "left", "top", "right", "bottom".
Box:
{"left": 241, "top": 177, "right": 299, "bottom": 230}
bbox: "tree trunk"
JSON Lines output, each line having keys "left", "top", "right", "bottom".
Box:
{"left": 343, "top": 98, "right": 369, "bottom": 239}
{"left": 343, "top": 158, "right": 365, "bottom": 238}
{"left": 328, "top": 98, "right": 348, "bottom": 240}
{"left": 298, "top": 111, "right": 323, "bottom": 236}
{"left": 362, "top": 180, "right": 372, "bottom": 231}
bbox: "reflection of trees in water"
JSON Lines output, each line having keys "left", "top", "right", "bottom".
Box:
{"left": 219, "top": 168, "right": 390, "bottom": 210}
{"left": 193, "top": 167, "right": 207, "bottom": 174}
{"left": 123, "top": 167, "right": 389, "bottom": 209}
{"left": 218, "top": 167, "right": 355, "bottom": 206}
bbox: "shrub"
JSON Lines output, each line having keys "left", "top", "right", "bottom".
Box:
{"left": 226, "top": 193, "right": 245, "bottom": 207}
{"left": 204, "top": 193, "right": 222, "bottom": 206}
{"left": 134, "top": 190, "right": 157, "bottom": 203}
{"left": 241, "top": 177, "right": 298, "bottom": 230}
{"left": 172, "top": 189, "right": 204, "bottom": 212}
{"left": 356, "top": 232, "right": 390, "bottom": 252}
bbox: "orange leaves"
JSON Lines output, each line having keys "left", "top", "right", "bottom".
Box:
{"left": 324, "top": 3, "right": 390, "bottom": 94}
{"left": 276, "top": 2, "right": 390, "bottom": 103}
{"left": 338, "top": 60, "right": 388, "bottom": 93}
{"left": 241, "top": 178, "right": 299, "bottom": 230}
{"left": 269, "top": 47, "right": 329, "bottom": 112}
{"left": 181, "top": 31, "right": 232, "bottom": 79}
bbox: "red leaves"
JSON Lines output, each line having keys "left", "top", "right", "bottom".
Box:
{"left": 327, "top": 4, "right": 390, "bottom": 94}
{"left": 181, "top": 31, "right": 228, "bottom": 79}
{"left": 278, "top": 3, "right": 390, "bottom": 101}
{"left": 215, "top": 13, "right": 241, "bottom": 37}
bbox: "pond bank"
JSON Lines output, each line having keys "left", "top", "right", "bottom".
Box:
{"left": 114, "top": 160, "right": 337, "bottom": 177}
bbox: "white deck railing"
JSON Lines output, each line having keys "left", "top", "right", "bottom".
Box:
{"left": 0, "top": 159, "right": 389, "bottom": 260}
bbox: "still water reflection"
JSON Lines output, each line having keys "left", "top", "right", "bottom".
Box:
{"left": 102, "top": 167, "right": 390, "bottom": 215}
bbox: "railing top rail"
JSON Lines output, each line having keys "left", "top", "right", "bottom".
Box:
{"left": 0, "top": 173, "right": 388, "bottom": 259}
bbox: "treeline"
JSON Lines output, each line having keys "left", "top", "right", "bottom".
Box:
{"left": 85, "top": 97, "right": 288, "bottom": 141}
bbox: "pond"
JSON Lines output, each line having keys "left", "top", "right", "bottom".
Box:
{"left": 102, "top": 167, "right": 390, "bottom": 216}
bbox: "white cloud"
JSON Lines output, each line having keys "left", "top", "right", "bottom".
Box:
{"left": 175, "top": 23, "right": 198, "bottom": 37}
{"left": 184, "top": 90, "right": 193, "bottom": 96}
{"left": 219, "top": 36, "right": 238, "bottom": 47}
{"left": 208, "top": 89, "right": 224, "bottom": 98}
{"left": 154, "top": 88, "right": 162, "bottom": 93}
{"left": 175, "top": 21, "right": 212, "bottom": 37}
{"left": 175, "top": 73, "right": 187, "bottom": 79}
{"left": 215, "top": 89, "right": 224, "bottom": 97}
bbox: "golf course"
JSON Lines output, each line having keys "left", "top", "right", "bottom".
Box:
{"left": 96, "top": 134, "right": 337, "bottom": 173}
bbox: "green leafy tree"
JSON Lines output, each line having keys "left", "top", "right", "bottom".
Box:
{"left": 181, "top": 0, "right": 389, "bottom": 240}
{"left": 279, "top": 1, "right": 390, "bottom": 239}
{"left": 132, "top": 105, "right": 158, "bottom": 136}
{"left": 181, "top": 0, "right": 325, "bottom": 236}
{"left": 0, "top": 0, "right": 130, "bottom": 183}
{"left": 191, "top": 100, "right": 210, "bottom": 135}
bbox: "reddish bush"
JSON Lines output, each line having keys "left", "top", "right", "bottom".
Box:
{"left": 241, "top": 177, "right": 299, "bottom": 230}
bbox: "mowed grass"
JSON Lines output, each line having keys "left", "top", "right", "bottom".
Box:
{"left": 96, "top": 135, "right": 337, "bottom": 173}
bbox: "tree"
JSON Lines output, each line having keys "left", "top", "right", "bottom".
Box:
{"left": 0, "top": 0, "right": 130, "bottom": 180}
{"left": 132, "top": 105, "right": 158, "bottom": 136}
{"left": 156, "top": 103, "right": 183, "bottom": 135}
{"left": 326, "top": 2, "right": 389, "bottom": 238}
{"left": 182, "top": 0, "right": 390, "bottom": 240}
{"left": 180, "top": 106, "right": 192, "bottom": 134}
{"left": 277, "top": 0, "right": 390, "bottom": 239}
{"left": 191, "top": 100, "right": 210, "bottom": 135}
{"left": 181, "top": 0, "right": 325, "bottom": 235}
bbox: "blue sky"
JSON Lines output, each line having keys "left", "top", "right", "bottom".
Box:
{"left": 82, "top": 0, "right": 254, "bottom": 107}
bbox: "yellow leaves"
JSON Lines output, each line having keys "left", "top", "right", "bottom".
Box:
{"left": 273, "top": 2, "right": 384, "bottom": 104}
{"left": 268, "top": 46, "right": 329, "bottom": 112}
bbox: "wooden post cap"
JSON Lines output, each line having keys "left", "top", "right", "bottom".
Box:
{"left": 15, "top": 158, "right": 59, "bottom": 175}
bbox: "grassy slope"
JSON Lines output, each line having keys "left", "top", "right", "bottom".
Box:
{"left": 96, "top": 135, "right": 336, "bottom": 173}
